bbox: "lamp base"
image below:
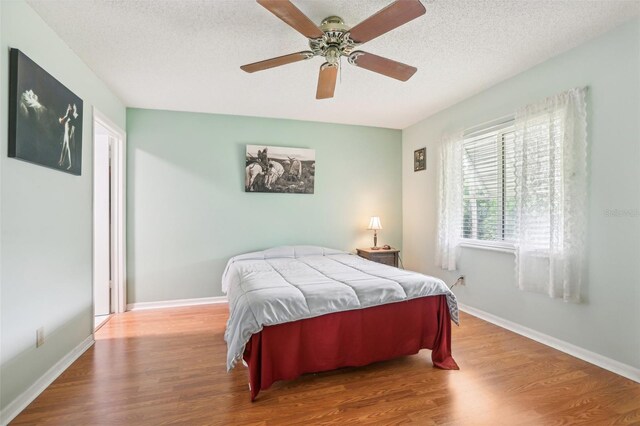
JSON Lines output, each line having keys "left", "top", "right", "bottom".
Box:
{"left": 370, "top": 246, "right": 380, "bottom": 250}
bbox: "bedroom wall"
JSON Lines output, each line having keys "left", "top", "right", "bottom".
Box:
{"left": 402, "top": 19, "right": 640, "bottom": 370}
{"left": 126, "top": 109, "right": 402, "bottom": 303}
{"left": 0, "top": 0, "right": 126, "bottom": 418}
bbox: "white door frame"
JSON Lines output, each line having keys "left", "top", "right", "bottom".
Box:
{"left": 93, "top": 107, "right": 127, "bottom": 314}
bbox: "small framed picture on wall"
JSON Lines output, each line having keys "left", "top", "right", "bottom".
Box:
{"left": 414, "top": 147, "right": 426, "bottom": 172}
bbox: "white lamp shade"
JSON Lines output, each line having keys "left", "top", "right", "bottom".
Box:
{"left": 367, "top": 216, "right": 383, "bottom": 230}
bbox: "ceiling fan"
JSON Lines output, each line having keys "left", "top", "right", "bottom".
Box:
{"left": 241, "top": 0, "right": 426, "bottom": 100}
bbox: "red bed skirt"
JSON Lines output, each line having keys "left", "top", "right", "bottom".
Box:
{"left": 243, "top": 295, "right": 458, "bottom": 401}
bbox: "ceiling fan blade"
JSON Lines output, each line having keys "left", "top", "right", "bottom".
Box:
{"left": 348, "top": 0, "right": 426, "bottom": 44}
{"left": 257, "top": 0, "right": 324, "bottom": 39}
{"left": 349, "top": 51, "right": 417, "bottom": 81}
{"left": 241, "top": 51, "right": 314, "bottom": 73}
{"left": 316, "top": 63, "right": 338, "bottom": 99}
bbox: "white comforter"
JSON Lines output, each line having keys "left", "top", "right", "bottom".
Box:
{"left": 222, "top": 246, "right": 458, "bottom": 371}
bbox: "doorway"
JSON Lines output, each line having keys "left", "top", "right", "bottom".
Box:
{"left": 93, "top": 109, "right": 126, "bottom": 331}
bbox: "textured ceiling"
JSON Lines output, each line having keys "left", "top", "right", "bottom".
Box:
{"left": 28, "top": 0, "right": 640, "bottom": 129}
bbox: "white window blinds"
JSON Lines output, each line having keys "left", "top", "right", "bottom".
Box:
{"left": 462, "top": 126, "right": 516, "bottom": 244}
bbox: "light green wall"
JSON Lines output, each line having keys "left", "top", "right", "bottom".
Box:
{"left": 402, "top": 19, "right": 640, "bottom": 369}
{"left": 0, "top": 0, "right": 126, "bottom": 417}
{"left": 127, "top": 109, "right": 402, "bottom": 303}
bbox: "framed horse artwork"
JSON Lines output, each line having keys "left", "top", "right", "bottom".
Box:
{"left": 245, "top": 145, "right": 315, "bottom": 194}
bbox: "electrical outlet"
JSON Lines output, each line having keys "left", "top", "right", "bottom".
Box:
{"left": 36, "top": 327, "right": 44, "bottom": 347}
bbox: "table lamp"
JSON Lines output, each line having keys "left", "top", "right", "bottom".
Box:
{"left": 368, "top": 216, "right": 382, "bottom": 250}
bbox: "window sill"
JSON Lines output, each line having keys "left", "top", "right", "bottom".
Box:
{"left": 459, "top": 239, "right": 516, "bottom": 254}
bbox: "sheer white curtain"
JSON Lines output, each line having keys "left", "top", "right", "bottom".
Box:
{"left": 436, "top": 132, "right": 464, "bottom": 271}
{"left": 513, "top": 87, "right": 588, "bottom": 301}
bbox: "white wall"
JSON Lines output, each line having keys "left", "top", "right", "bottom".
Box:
{"left": 402, "top": 19, "right": 640, "bottom": 369}
{"left": 0, "top": 0, "right": 126, "bottom": 417}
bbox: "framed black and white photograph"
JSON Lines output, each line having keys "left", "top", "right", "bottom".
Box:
{"left": 8, "top": 48, "right": 83, "bottom": 175}
{"left": 245, "top": 145, "right": 315, "bottom": 194}
{"left": 414, "top": 147, "right": 426, "bottom": 172}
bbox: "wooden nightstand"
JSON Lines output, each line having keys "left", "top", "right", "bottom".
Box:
{"left": 356, "top": 248, "right": 400, "bottom": 267}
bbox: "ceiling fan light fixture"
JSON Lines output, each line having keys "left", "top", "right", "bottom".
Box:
{"left": 242, "top": 0, "right": 427, "bottom": 99}
{"left": 325, "top": 46, "right": 340, "bottom": 66}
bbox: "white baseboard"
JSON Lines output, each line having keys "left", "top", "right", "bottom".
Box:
{"left": 126, "top": 296, "right": 228, "bottom": 311}
{"left": 458, "top": 303, "right": 640, "bottom": 384}
{"left": 0, "top": 335, "right": 94, "bottom": 426}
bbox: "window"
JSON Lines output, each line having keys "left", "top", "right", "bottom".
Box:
{"left": 437, "top": 88, "right": 587, "bottom": 301}
{"left": 514, "top": 111, "right": 564, "bottom": 253}
{"left": 461, "top": 124, "right": 516, "bottom": 246}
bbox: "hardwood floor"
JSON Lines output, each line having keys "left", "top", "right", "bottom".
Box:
{"left": 12, "top": 304, "right": 640, "bottom": 425}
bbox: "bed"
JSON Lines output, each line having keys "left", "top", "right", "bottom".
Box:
{"left": 222, "top": 246, "right": 459, "bottom": 400}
